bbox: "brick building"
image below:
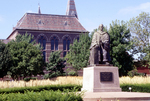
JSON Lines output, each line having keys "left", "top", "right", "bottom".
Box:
{"left": 6, "top": 0, "right": 88, "bottom": 62}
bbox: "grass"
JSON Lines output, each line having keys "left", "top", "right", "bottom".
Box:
{"left": 0, "top": 76, "right": 150, "bottom": 89}
{"left": 119, "top": 76, "right": 150, "bottom": 84}
{"left": 0, "top": 76, "right": 82, "bottom": 89}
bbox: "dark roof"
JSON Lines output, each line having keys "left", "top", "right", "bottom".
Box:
{"left": 13, "top": 13, "right": 87, "bottom": 33}
{"left": 0, "top": 39, "right": 12, "bottom": 44}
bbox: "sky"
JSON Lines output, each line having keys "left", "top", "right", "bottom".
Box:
{"left": 1, "top": 0, "right": 150, "bottom": 39}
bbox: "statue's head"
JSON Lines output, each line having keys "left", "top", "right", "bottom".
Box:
{"left": 99, "top": 24, "right": 104, "bottom": 31}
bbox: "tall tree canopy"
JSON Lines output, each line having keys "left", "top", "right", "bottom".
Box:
{"left": 65, "top": 33, "right": 91, "bottom": 74}
{"left": 128, "top": 12, "right": 150, "bottom": 67}
{"left": 15, "top": 33, "right": 41, "bottom": 50}
{"left": 0, "top": 41, "right": 12, "bottom": 78}
{"left": 108, "top": 20, "right": 134, "bottom": 76}
{"left": 45, "top": 51, "right": 66, "bottom": 79}
{"left": 7, "top": 34, "right": 45, "bottom": 80}
{"left": 15, "top": 33, "right": 34, "bottom": 43}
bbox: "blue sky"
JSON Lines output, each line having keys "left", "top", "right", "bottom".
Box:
{"left": 1, "top": 0, "right": 150, "bottom": 39}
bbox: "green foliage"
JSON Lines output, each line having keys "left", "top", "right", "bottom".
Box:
{"left": 0, "top": 84, "right": 82, "bottom": 94}
{"left": 65, "top": 33, "right": 91, "bottom": 74}
{"left": 0, "top": 41, "right": 12, "bottom": 78}
{"left": 120, "top": 84, "right": 150, "bottom": 93}
{"left": 128, "top": 12, "right": 150, "bottom": 67}
{"left": 15, "top": 33, "right": 41, "bottom": 50}
{"left": 15, "top": 33, "right": 34, "bottom": 44}
{"left": 0, "top": 89, "right": 83, "bottom": 101}
{"left": 127, "top": 69, "right": 146, "bottom": 77}
{"left": 24, "top": 77, "right": 37, "bottom": 82}
{"left": 6, "top": 34, "right": 45, "bottom": 80}
{"left": 108, "top": 20, "right": 134, "bottom": 76}
{"left": 45, "top": 51, "right": 66, "bottom": 79}
{"left": 68, "top": 70, "right": 78, "bottom": 76}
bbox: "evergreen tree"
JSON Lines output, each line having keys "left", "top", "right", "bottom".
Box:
{"left": 0, "top": 41, "right": 12, "bottom": 78}
{"left": 128, "top": 12, "right": 150, "bottom": 67}
{"left": 45, "top": 51, "right": 65, "bottom": 79}
{"left": 108, "top": 20, "right": 134, "bottom": 76}
{"left": 65, "top": 33, "right": 91, "bottom": 74}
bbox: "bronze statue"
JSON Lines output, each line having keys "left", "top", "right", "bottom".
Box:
{"left": 89, "top": 24, "right": 111, "bottom": 65}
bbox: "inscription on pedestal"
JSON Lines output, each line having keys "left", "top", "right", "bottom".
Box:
{"left": 100, "top": 72, "right": 113, "bottom": 82}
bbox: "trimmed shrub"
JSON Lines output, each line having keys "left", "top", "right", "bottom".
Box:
{"left": 0, "top": 90, "right": 83, "bottom": 101}
{"left": 0, "top": 84, "right": 82, "bottom": 94}
{"left": 120, "top": 84, "right": 150, "bottom": 93}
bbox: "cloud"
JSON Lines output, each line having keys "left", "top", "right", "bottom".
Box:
{"left": 26, "top": 10, "right": 33, "bottom": 13}
{"left": 26, "top": 10, "right": 38, "bottom": 14}
{"left": 118, "top": 2, "right": 150, "bottom": 15}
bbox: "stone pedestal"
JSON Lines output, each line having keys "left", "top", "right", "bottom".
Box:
{"left": 81, "top": 66, "right": 121, "bottom": 92}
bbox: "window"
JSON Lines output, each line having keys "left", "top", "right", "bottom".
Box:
{"left": 38, "top": 36, "right": 46, "bottom": 61}
{"left": 67, "top": 40, "right": 70, "bottom": 50}
{"left": 77, "top": 37, "right": 79, "bottom": 41}
{"left": 51, "top": 36, "right": 59, "bottom": 51}
{"left": 38, "top": 36, "right": 46, "bottom": 50}
{"left": 63, "top": 51, "right": 66, "bottom": 57}
{"left": 63, "top": 37, "right": 70, "bottom": 57}
{"left": 74, "top": 36, "right": 79, "bottom": 42}
{"left": 43, "top": 51, "right": 46, "bottom": 61}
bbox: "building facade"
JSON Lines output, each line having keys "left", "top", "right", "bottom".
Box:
{"left": 7, "top": 0, "right": 88, "bottom": 62}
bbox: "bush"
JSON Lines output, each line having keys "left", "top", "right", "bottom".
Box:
{"left": 120, "top": 83, "right": 150, "bottom": 93}
{"left": 43, "top": 74, "right": 49, "bottom": 79}
{"left": 68, "top": 70, "right": 78, "bottom": 76}
{"left": 43, "top": 72, "right": 66, "bottom": 79}
{"left": 24, "top": 77, "right": 37, "bottom": 82}
{"left": 0, "top": 84, "right": 82, "bottom": 94}
{"left": 128, "top": 69, "right": 146, "bottom": 77}
{"left": 0, "top": 90, "right": 83, "bottom": 101}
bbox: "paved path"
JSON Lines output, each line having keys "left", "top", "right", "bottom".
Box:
{"left": 83, "top": 92, "right": 150, "bottom": 101}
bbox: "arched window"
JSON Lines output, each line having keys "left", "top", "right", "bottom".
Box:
{"left": 38, "top": 36, "right": 46, "bottom": 50}
{"left": 63, "top": 37, "right": 70, "bottom": 57}
{"left": 51, "top": 36, "right": 59, "bottom": 51}
{"left": 38, "top": 36, "right": 46, "bottom": 61}
{"left": 74, "top": 36, "right": 79, "bottom": 42}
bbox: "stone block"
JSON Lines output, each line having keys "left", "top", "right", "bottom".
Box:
{"left": 81, "top": 66, "right": 122, "bottom": 92}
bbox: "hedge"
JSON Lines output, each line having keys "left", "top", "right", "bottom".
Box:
{"left": 120, "top": 83, "right": 150, "bottom": 93}
{"left": 1, "top": 83, "right": 150, "bottom": 95}
{"left": 0, "top": 90, "right": 83, "bottom": 101}
{"left": 0, "top": 84, "right": 82, "bottom": 94}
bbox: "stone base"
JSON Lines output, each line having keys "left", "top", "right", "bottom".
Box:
{"left": 83, "top": 92, "right": 150, "bottom": 101}
{"left": 81, "top": 66, "right": 121, "bottom": 92}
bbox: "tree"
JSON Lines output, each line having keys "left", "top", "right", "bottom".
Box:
{"left": 65, "top": 33, "right": 91, "bottom": 74}
{"left": 44, "top": 51, "right": 65, "bottom": 79}
{"left": 0, "top": 41, "right": 12, "bottom": 78}
{"left": 15, "top": 33, "right": 34, "bottom": 43}
{"left": 15, "top": 33, "right": 41, "bottom": 50}
{"left": 128, "top": 12, "right": 150, "bottom": 67}
{"left": 7, "top": 35, "right": 45, "bottom": 80}
{"left": 108, "top": 20, "right": 134, "bottom": 76}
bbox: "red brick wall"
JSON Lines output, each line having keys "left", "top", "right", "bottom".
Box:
{"left": 17, "top": 30, "right": 82, "bottom": 62}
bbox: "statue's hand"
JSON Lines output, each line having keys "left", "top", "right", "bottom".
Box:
{"left": 95, "top": 44, "right": 99, "bottom": 48}
{"left": 89, "top": 46, "right": 92, "bottom": 50}
{"left": 90, "top": 44, "right": 98, "bottom": 50}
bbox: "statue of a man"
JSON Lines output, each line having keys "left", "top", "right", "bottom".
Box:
{"left": 89, "top": 24, "right": 111, "bottom": 65}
